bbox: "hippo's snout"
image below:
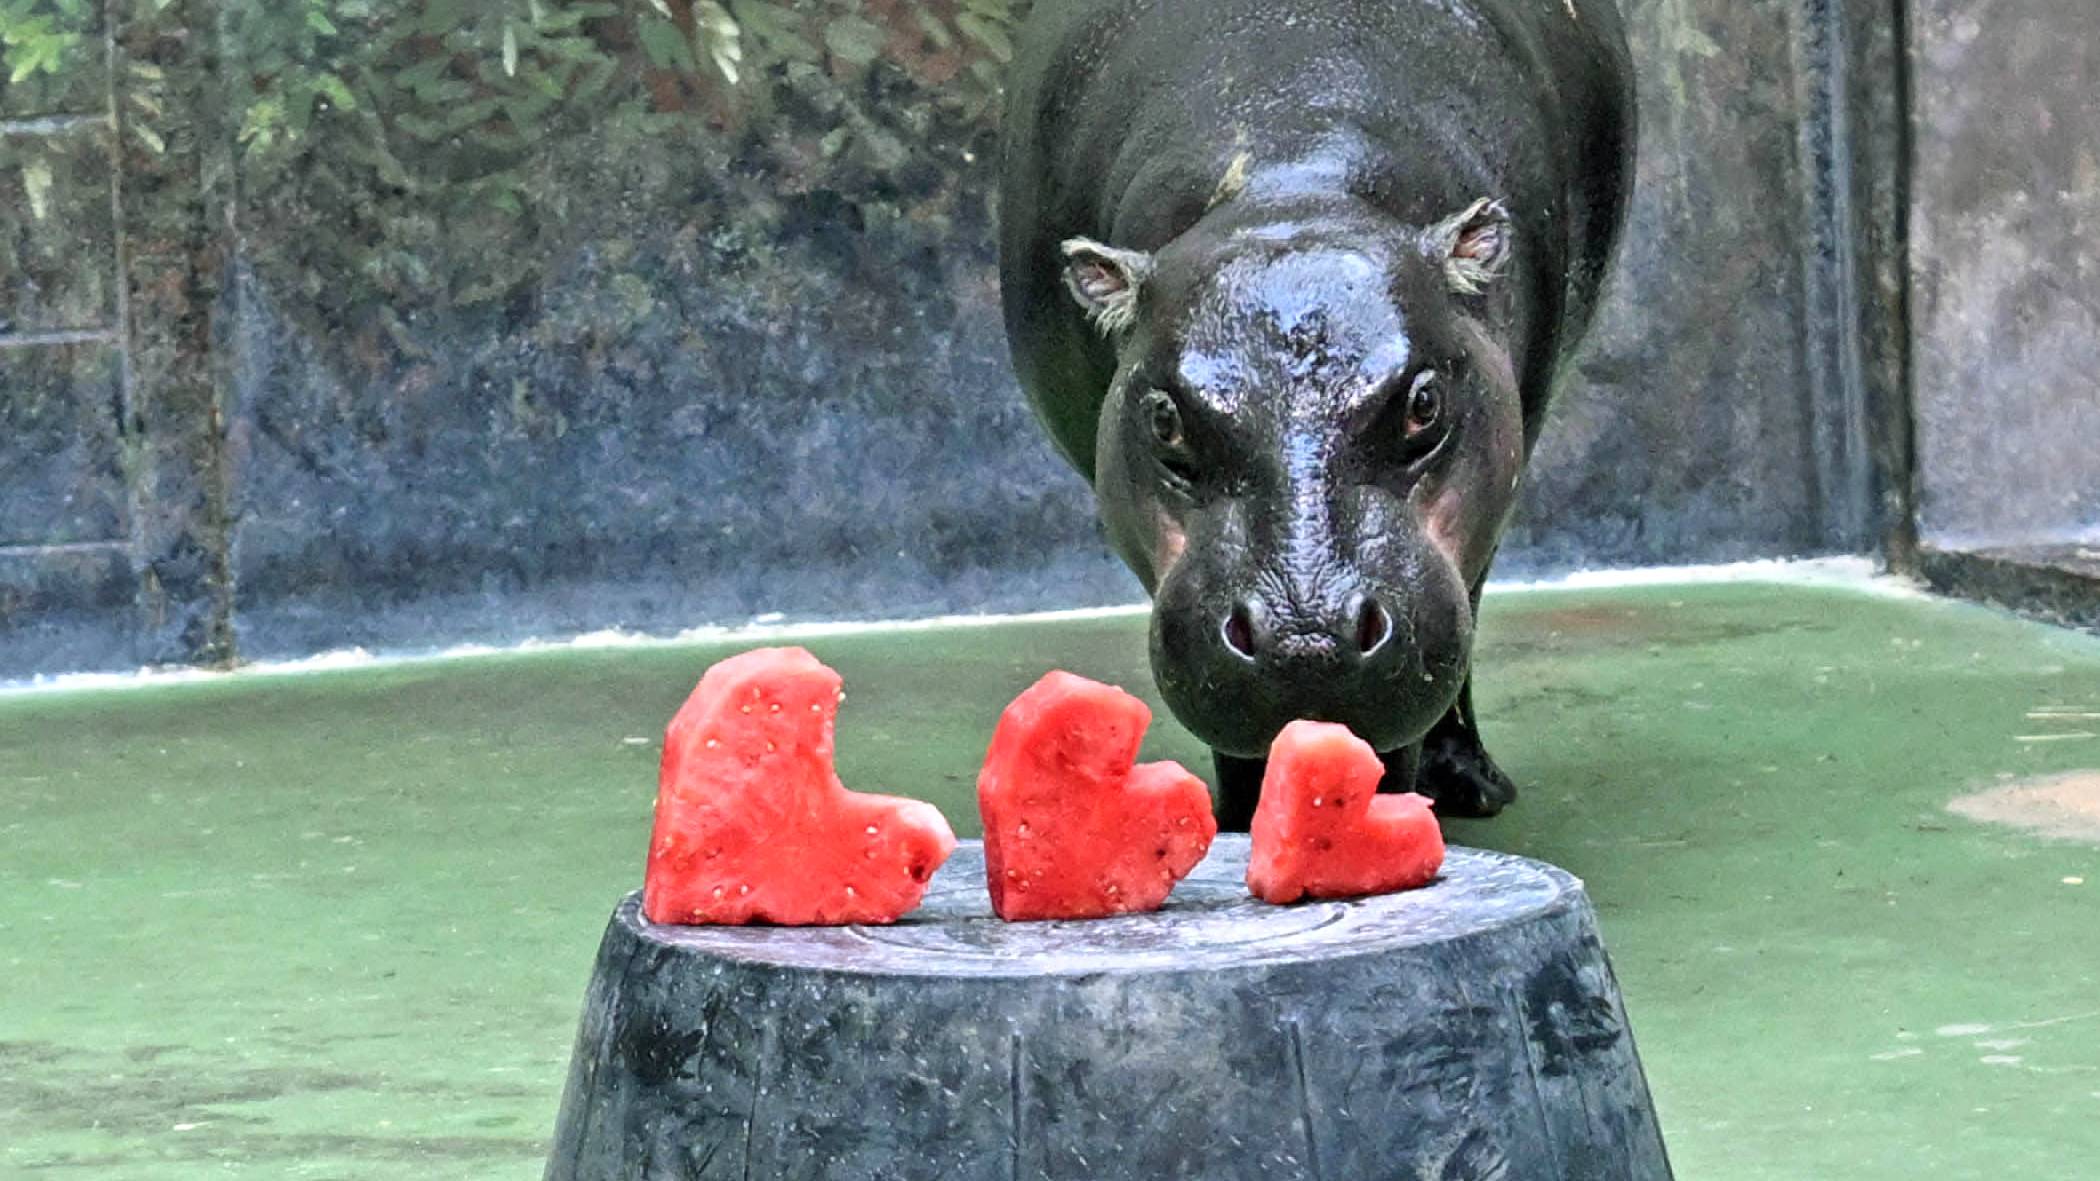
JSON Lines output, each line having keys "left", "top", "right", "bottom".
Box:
{"left": 1218, "top": 590, "right": 1395, "bottom": 664}
{"left": 1149, "top": 546, "right": 1472, "bottom": 761}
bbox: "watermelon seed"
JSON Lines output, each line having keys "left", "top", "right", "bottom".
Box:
{"left": 845, "top": 885, "right": 857, "bottom": 897}
{"left": 1017, "top": 822, "right": 1031, "bottom": 837}
{"left": 1312, "top": 797, "right": 1323, "bottom": 807}
{"left": 769, "top": 703, "right": 781, "bottom": 713}
{"left": 1177, "top": 817, "right": 1189, "bottom": 826}
{"left": 866, "top": 825, "right": 879, "bottom": 835}
{"left": 1006, "top": 869, "right": 1019, "bottom": 879}
{"left": 712, "top": 886, "right": 725, "bottom": 899}
{"left": 810, "top": 703, "right": 822, "bottom": 713}
{"left": 704, "top": 738, "right": 719, "bottom": 749}
{"left": 765, "top": 741, "right": 776, "bottom": 752}
{"left": 740, "top": 705, "right": 752, "bottom": 714}
{"left": 1105, "top": 884, "right": 1120, "bottom": 896}
{"left": 739, "top": 884, "right": 750, "bottom": 895}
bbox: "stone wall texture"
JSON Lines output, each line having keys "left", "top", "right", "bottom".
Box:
{"left": 1910, "top": 0, "right": 2100, "bottom": 549}
{"left": 1, "top": 0, "right": 1912, "bottom": 676}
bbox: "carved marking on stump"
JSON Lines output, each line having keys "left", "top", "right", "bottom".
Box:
{"left": 1509, "top": 984, "right": 1568, "bottom": 1178}
{"left": 1007, "top": 1032, "right": 1025, "bottom": 1181}
{"left": 742, "top": 1022, "right": 772, "bottom": 1181}
{"left": 1286, "top": 1017, "right": 1324, "bottom": 1180}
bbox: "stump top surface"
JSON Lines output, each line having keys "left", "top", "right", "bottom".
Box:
{"left": 620, "top": 837, "right": 1582, "bottom": 978}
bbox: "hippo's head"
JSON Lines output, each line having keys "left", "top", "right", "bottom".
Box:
{"left": 1061, "top": 198, "right": 1526, "bottom": 759}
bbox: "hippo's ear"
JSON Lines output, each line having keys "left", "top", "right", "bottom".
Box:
{"left": 1426, "top": 198, "right": 1513, "bottom": 296}
{"left": 1060, "top": 238, "right": 1154, "bottom": 335}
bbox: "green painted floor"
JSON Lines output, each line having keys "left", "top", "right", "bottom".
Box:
{"left": 4, "top": 579, "right": 2098, "bottom": 1179}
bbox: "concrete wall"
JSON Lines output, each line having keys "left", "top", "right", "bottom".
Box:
{"left": 0, "top": 0, "right": 1896, "bottom": 678}
{"left": 1910, "top": 0, "right": 2100, "bottom": 550}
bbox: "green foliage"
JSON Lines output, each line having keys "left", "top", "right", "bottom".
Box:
{"left": 955, "top": 0, "right": 1012, "bottom": 63}
{"left": 821, "top": 14, "right": 884, "bottom": 66}
{"left": 0, "top": 0, "right": 1023, "bottom": 354}
{"left": 0, "top": 0, "right": 1010, "bottom": 378}
{"left": 0, "top": 0, "right": 93, "bottom": 85}
{"left": 730, "top": 0, "right": 818, "bottom": 63}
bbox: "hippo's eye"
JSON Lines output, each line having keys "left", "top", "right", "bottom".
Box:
{"left": 1144, "top": 390, "right": 1185, "bottom": 448}
{"left": 1140, "top": 389, "right": 1199, "bottom": 486}
{"left": 1404, "top": 371, "right": 1444, "bottom": 438}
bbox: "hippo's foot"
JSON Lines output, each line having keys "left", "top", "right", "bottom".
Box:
{"left": 1415, "top": 712, "right": 1517, "bottom": 819}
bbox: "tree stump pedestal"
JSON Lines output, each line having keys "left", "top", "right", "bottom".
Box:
{"left": 546, "top": 836, "right": 1672, "bottom": 1180}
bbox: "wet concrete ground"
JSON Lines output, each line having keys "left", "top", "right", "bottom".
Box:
{"left": 3, "top": 579, "right": 2096, "bottom": 1179}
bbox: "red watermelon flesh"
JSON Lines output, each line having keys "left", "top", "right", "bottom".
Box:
{"left": 1246, "top": 720, "right": 1445, "bottom": 904}
{"left": 643, "top": 647, "right": 956, "bottom": 926}
{"left": 978, "top": 671, "right": 1217, "bottom": 921}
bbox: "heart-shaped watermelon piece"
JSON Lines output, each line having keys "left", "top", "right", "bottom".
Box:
{"left": 1246, "top": 720, "right": 1446, "bottom": 904}
{"left": 643, "top": 647, "right": 956, "bottom": 926}
{"left": 978, "top": 671, "right": 1217, "bottom": 921}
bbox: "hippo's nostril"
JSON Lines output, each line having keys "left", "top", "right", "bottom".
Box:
{"left": 1222, "top": 601, "right": 1258, "bottom": 661}
{"left": 1353, "top": 595, "right": 1393, "bottom": 657}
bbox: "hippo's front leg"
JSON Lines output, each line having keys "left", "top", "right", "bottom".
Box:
{"left": 1417, "top": 566, "right": 1515, "bottom": 818}
{"left": 1415, "top": 678, "right": 1517, "bottom": 818}
{"left": 1211, "top": 751, "right": 1265, "bottom": 834}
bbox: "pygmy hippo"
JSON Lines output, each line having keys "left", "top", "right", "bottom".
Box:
{"left": 998, "top": 0, "right": 1636, "bottom": 829}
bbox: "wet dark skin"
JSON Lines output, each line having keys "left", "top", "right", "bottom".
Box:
{"left": 999, "top": 0, "right": 1636, "bottom": 829}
